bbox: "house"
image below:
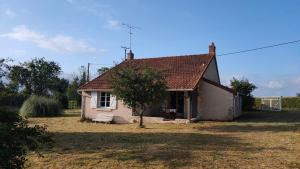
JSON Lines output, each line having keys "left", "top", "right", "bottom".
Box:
{"left": 78, "top": 43, "right": 242, "bottom": 123}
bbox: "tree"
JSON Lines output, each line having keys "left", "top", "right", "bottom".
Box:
{"left": 50, "top": 78, "right": 69, "bottom": 108}
{"left": 97, "top": 67, "right": 110, "bottom": 75}
{"left": 66, "top": 66, "right": 89, "bottom": 107}
{"left": 297, "top": 93, "right": 300, "bottom": 97}
{"left": 0, "top": 58, "right": 11, "bottom": 92}
{"left": 0, "top": 58, "right": 9, "bottom": 79}
{"left": 8, "top": 58, "right": 61, "bottom": 95}
{"left": 67, "top": 76, "right": 81, "bottom": 106}
{"left": 230, "top": 77, "right": 257, "bottom": 110}
{"left": 79, "top": 66, "right": 87, "bottom": 85}
{"left": 109, "top": 64, "right": 167, "bottom": 128}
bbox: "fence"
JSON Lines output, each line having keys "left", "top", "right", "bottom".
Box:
{"left": 68, "top": 100, "right": 78, "bottom": 109}
{"left": 255, "top": 97, "right": 300, "bottom": 111}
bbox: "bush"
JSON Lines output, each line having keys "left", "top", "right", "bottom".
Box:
{"left": 51, "top": 92, "right": 68, "bottom": 109}
{"left": 282, "top": 97, "right": 300, "bottom": 110}
{"left": 0, "top": 92, "right": 27, "bottom": 107}
{"left": 254, "top": 97, "right": 300, "bottom": 110}
{"left": 0, "top": 108, "right": 52, "bottom": 169}
{"left": 0, "top": 107, "right": 21, "bottom": 123}
{"left": 19, "top": 95, "right": 63, "bottom": 117}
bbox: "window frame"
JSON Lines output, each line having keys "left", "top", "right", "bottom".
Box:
{"left": 97, "top": 92, "right": 111, "bottom": 109}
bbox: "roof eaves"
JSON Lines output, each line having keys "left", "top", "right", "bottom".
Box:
{"left": 202, "top": 78, "right": 236, "bottom": 94}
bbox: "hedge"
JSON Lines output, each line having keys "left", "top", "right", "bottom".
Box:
{"left": 254, "top": 97, "right": 300, "bottom": 110}
{"left": 282, "top": 97, "right": 300, "bottom": 110}
{"left": 0, "top": 93, "right": 27, "bottom": 107}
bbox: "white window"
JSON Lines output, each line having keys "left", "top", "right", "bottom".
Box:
{"left": 97, "top": 92, "right": 111, "bottom": 108}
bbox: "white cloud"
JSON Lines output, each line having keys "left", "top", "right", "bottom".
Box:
{"left": 265, "top": 80, "right": 284, "bottom": 89}
{"left": 104, "top": 19, "right": 121, "bottom": 30}
{"left": 4, "top": 8, "right": 16, "bottom": 19}
{"left": 1, "top": 25, "right": 97, "bottom": 54}
{"left": 293, "top": 77, "right": 300, "bottom": 85}
{"left": 66, "top": 2, "right": 121, "bottom": 31}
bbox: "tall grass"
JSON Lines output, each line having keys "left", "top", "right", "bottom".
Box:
{"left": 19, "top": 95, "right": 63, "bottom": 117}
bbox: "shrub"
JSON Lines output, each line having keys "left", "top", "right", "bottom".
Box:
{"left": 0, "top": 108, "right": 52, "bottom": 169}
{"left": 51, "top": 92, "right": 68, "bottom": 109}
{"left": 0, "top": 107, "right": 21, "bottom": 123}
{"left": 282, "top": 97, "right": 300, "bottom": 110}
{"left": 0, "top": 92, "right": 27, "bottom": 107}
{"left": 19, "top": 95, "right": 63, "bottom": 117}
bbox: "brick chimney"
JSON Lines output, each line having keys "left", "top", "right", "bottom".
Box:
{"left": 127, "top": 50, "right": 134, "bottom": 60}
{"left": 209, "top": 42, "right": 216, "bottom": 56}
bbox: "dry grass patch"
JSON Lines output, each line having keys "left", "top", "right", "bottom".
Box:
{"left": 25, "top": 110, "right": 300, "bottom": 169}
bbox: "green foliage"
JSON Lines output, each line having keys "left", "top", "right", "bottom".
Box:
{"left": 68, "top": 100, "right": 78, "bottom": 109}
{"left": 67, "top": 67, "right": 88, "bottom": 107}
{"left": 97, "top": 67, "right": 110, "bottom": 75}
{"left": 51, "top": 91, "right": 68, "bottom": 109}
{"left": 0, "top": 108, "right": 52, "bottom": 169}
{"left": 0, "top": 107, "right": 21, "bottom": 123}
{"left": 109, "top": 64, "right": 167, "bottom": 127}
{"left": 282, "top": 97, "right": 300, "bottom": 110}
{"left": 19, "top": 95, "right": 63, "bottom": 117}
{"left": 8, "top": 58, "right": 61, "bottom": 95}
{"left": 0, "top": 92, "right": 27, "bottom": 107}
{"left": 253, "top": 98, "right": 262, "bottom": 110}
{"left": 0, "top": 58, "right": 10, "bottom": 79}
{"left": 230, "top": 77, "right": 257, "bottom": 111}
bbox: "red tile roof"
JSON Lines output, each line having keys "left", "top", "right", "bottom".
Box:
{"left": 79, "top": 54, "right": 214, "bottom": 91}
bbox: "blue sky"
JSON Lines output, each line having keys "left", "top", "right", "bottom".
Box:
{"left": 0, "top": 0, "right": 299, "bottom": 96}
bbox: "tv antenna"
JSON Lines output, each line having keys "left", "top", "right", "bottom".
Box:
{"left": 122, "top": 23, "right": 141, "bottom": 51}
{"left": 121, "top": 46, "right": 129, "bottom": 59}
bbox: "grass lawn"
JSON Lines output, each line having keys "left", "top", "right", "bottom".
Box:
{"left": 25, "top": 110, "right": 300, "bottom": 169}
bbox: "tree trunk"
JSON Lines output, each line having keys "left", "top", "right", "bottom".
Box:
{"left": 139, "top": 105, "right": 145, "bottom": 128}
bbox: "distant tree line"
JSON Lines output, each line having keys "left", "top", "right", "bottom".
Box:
{"left": 0, "top": 57, "right": 105, "bottom": 109}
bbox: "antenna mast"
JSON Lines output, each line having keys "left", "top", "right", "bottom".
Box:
{"left": 121, "top": 46, "right": 129, "bottom": 59}
{"left": 122, "top": 23, "right": 141, "bottom": 51}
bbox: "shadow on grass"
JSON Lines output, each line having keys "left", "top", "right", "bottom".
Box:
{"left": 45, "top": 132, "right": 261, "bottom": 168}
{"left": 200, "top": 124, "right": 300, "bottom": 133}
{"left": 235, "top": 111, "right": 300, "bottom": 123}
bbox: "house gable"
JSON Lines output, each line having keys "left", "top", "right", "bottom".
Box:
{"left": 203, "top": 57, "right": 220, "bottom": 84}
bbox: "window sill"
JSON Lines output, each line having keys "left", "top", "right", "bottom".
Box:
{"left": 95, "top": 108, "right": 113, "bottom": 111}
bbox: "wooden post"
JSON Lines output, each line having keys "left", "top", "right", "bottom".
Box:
{"left": 187, "top": 92, "right": 191, "bottom": 122}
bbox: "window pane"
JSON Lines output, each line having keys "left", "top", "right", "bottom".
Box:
{"left": 100, "top": 101, "right": 105, "bottom": 107}
{"left": 106, "top": 101, "right": 110, "bottom": 107}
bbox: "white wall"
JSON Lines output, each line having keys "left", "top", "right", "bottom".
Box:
{"left": 197, "top": 80, "right": 235, "bottom": 121}
{"left": 82, "top": 91, "right": 133, "bottom": 123}
{"left": 203, "top": 58, "right": 220, "bottom": 83}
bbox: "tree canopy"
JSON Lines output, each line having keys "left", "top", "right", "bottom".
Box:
{"left": 109, "top": 64, "right": 167, "bottom": 127}
{"left": 8, "top": 58, "right": 61, "bottom": 95}
{"left": 230, "top": 77, "right": 257, "bottom": 110}
{"left": 97, "top": 67, "right": 110, "bottom": 75}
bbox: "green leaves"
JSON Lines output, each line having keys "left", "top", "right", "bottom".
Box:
{"left": 110, "top": 64, "right": 167, "bottom": 110}
{"left": 8, "top": 58, "right": 61, "bottom": 95}
{"left": 0, "top": 108, "right": 52, "bottom": 169}
{"left": 230, "top": 77, "right": 257, "bottom": 110}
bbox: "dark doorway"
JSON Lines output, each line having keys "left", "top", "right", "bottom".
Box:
{"left": 170, "top": 91, "right": 184, "bottom": 118}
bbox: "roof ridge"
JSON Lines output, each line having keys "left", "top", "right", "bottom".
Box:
{"left": 134, "top": 53, "right": 209, "bottom": 60}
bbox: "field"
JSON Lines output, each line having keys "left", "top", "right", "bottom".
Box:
{"left": 25, "top": 110, "right": 300, "bottom": 169}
